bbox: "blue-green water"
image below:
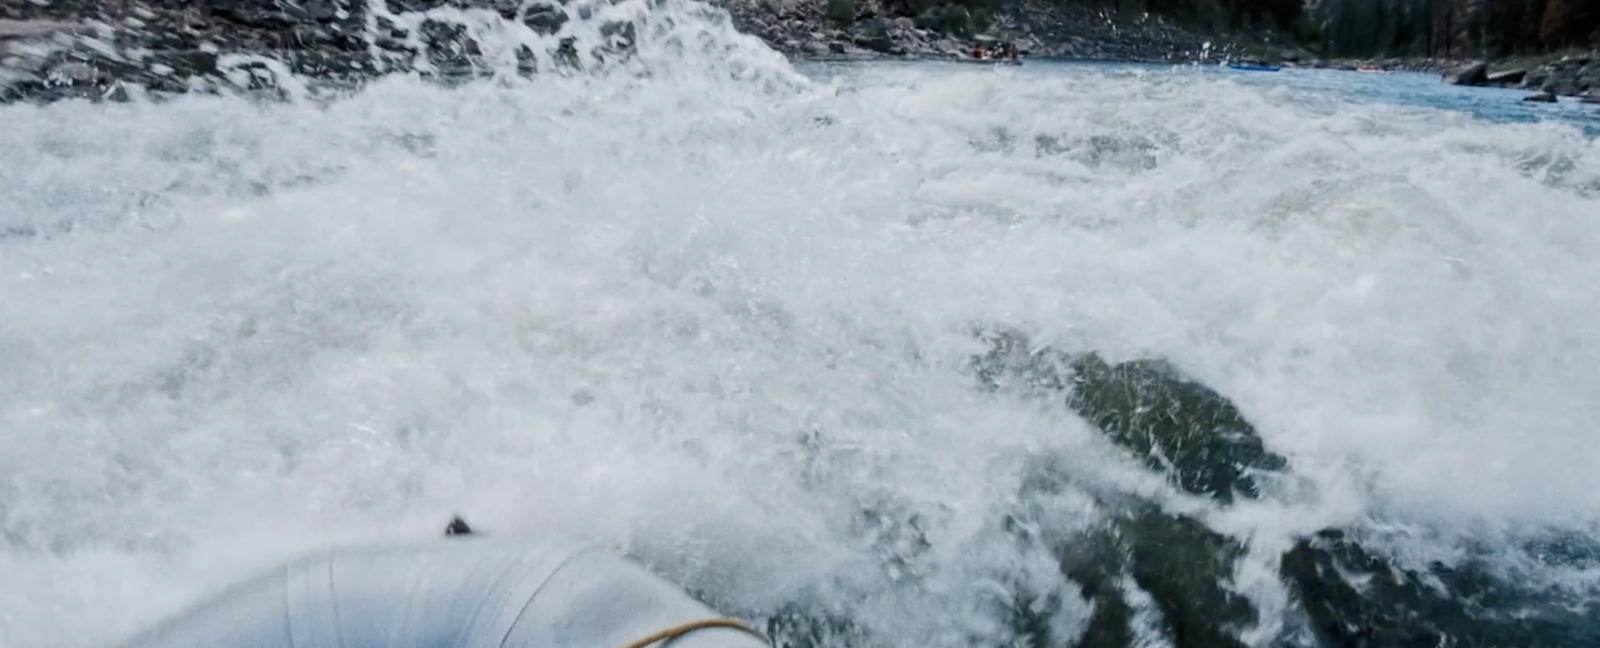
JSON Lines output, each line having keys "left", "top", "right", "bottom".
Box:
{"left": 802, "top": 58, "right": 1600, "bottom": 138}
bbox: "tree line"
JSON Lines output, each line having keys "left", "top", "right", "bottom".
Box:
{"left": 1313, "top": 0, "right": 1599, "bottom": 58}
{"left": 1070, "top": 0, "right": 1598, "bottom": 58}
{"left": 851, "top": 0, "right": 1597, "bottom": 59}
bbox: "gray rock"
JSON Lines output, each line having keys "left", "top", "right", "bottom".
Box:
{"left": 1527, "top": 56, "right": 1600, "bottom": 97}
{"left": 1486, "top": 68, "right": 1526, "bottom": 86}
{"left": 970, "top": 329, "right": 1289, "bottom": 505}
{"left": 1541, "top": 73, "right": 1583, "bottom": 96}
{"left": 1446, "top": 61, "right": 1488, "bottom": 86}
{"left": 1521, "top": 66, "right": 1548, "bottom": 88}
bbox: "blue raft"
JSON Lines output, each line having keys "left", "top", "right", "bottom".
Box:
{"left": 108, "top": 537, "right": 769, "bottom": 648}
{"left": 1227, "top": 63, "right": 1282, "bottom": 72}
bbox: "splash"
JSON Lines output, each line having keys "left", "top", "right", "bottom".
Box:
{"left": 3, "top": 3, "right": 1600, "bottom": 647}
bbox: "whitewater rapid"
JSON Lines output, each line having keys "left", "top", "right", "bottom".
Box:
{"left": 3, "top": 2, "right": 1599, "bottom": 647}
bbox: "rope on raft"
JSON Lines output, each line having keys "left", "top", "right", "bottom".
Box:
{"left": 617, "top": 618, "right": 769, "bottom": 648}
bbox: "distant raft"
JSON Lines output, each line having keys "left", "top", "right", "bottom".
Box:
{"left": 1227, "top": 63, "right": 1282, "bottom": 72}
{"left": 109, "top": 537, "right": 769, "bottom": 648}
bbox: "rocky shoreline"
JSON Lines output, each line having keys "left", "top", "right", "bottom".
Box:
{"left": 711, "top": 0, "right": 1314, "bottom": 63}
{"left": 1, "top": 0, "right": 1315, "bottom": 104}
{"left": 1443, "top": 54, "right": 1600, "bottom": 103}
{"left": 3, "top": 1, "right": 1597, "bottom": 107}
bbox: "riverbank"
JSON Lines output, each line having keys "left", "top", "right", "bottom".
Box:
{"left": 1295, "top": 50, "right": 1600, "bottom": 102}
{"left": 1470, "top": 52, "right": 1600, "bottom": 102}
{"left": 1, "top": 0, "right": 1322, "bottom": 104}
{"left": 711, "top": 0, "right": 1315, "bottom": 64}
{"left": 2, "top": 1, "right": 1596, "bottom": 106}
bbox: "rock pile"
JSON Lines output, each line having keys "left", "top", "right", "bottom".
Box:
{"left": 1447, "top": 53, "right": 1600, "bottom": 102}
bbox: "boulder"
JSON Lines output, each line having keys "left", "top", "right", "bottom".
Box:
{"left": 850, "top": 18, "right": 897, "bottom": 54}
{"left": 1446, "top": 61, "right": 1488, "bottom": 86}
{"left": 1064, "top": 352, "right": 1288, "bottom": 504}
{"left": 1052, "top": 508, "right": 1254, "bottom": 648}
{"left": 971, "top": 330, "right": 1288, "bottom": 505}
{"left": 1522, "top": 66, "right": 1551, "bottom": 89}
{"left": 1540, "top": 72, "right": 1581, "bottom": 96}
{"left": 1485, "top": 68, "right": 1526, "bottom": 86}
{"left": 969, "top": 325, "right": 1600, "bottom": 648}
{"left": 1530, "top": 57, "right": 1600, "bottom": 96}
{"left": 1014, "top": 461, "right": 1257, "bottom": 648}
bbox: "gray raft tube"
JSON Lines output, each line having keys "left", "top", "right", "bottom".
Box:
{"left": 109, "top": 536, "right": 769, "bottom": 648}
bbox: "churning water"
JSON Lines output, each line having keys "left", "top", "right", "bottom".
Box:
{"left": 2, "top": 2, "right": 1599, "bottom": 647}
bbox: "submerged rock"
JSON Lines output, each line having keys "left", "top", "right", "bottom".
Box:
{"left": 1281, "top": 529, "right": 1600, "bottom": 647}
{"left": 972, "top": 329, "right": 1287, "bottom": 505}
{"left": 1064, "top": 353, "right": 1287, "bottom": 505}
{"left": 763, "top": 604, "right": 868, "bottom": 648}
{"left": 970, "top": 327, "right": 1600, "bottom": 648}
{"left": 1015, "top": 463, "right": 1255, "bottom": 648}
{"left": 1116, "top": 510, "right": 1254, "bottom": 648}
{"left": 1065, "top": 510, "right": 1254, "bottom": 648}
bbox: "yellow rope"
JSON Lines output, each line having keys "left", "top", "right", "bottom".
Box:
{"left": 616, "top": 618, "right": 768, "bottom": 648}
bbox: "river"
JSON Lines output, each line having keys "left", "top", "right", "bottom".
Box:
{"left": 3, "top": 2, "right": 1598, "bottom": 647}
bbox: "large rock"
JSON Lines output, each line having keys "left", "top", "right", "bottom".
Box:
{"left": 975, "top": 330, "right": 1276, "bottom": 644}
{"left": 1446, "top": 61, "right": 1488, "bottom": 86}
{"left": 968, "top": 327, "right": 1600, "bottom": 648}
{"left": 1050, "top": 513, "right": 1254, "bottom": 648}
{"left": 1485, "top": 68, "right": 1526, "bottom": 86}
{"left": 1014, "top": 463, "right": 1256, "bottom": 648}
{"left": 971, "top": 329, "right": 1288, "bottom": 505}
{"left": 1065, "top": 353, "right": 1288, "bottom": 504}
{"left": 1528, "top": 56, "right": 1600, "bottom": 97}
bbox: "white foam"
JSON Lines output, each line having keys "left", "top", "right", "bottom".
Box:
{"left": 2, "top": 4, "right": 1599, "bottom": 646}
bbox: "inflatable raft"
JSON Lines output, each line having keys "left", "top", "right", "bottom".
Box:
{"left": 109, "top": 536, "right": 768, "bottom": 648}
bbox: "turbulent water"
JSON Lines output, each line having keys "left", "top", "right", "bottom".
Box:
{"left": 4, "top": 2, "right": 1600, "bottom": 647}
